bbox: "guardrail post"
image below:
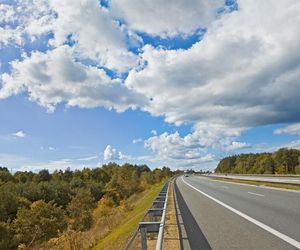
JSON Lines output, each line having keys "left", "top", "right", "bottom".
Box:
{"left": 149, "top": 213, "right": 154, "bottom": 240}
{"left": 141, "top": 227, "right": 147, "bottom": 250}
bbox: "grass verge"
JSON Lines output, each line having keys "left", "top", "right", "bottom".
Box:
{"left": 93, "top": 181, "right": 166, "bottom": 250}
{"left": 210, "top": 177, "right": 300, "bottom": 191}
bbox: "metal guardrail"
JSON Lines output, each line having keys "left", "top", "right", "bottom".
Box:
{"left": 125, "top": 181, "right": 170, "bottom": 250}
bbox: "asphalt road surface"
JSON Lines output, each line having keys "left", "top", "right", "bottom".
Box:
{"left": 175, "top": 175, "right": 300, "bottom": 250}
{"left": 208, "top": 174, "right": 300, "bottom": 184}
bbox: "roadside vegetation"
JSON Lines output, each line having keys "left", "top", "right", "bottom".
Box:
{"left": 215, "top": 148, "right": 300, "bottom": 174}
{"left": 0, "top": 163, "right": 173, "bottom": 249}
{"left": 93, "top": 182, "right": 165, "bottom": 249}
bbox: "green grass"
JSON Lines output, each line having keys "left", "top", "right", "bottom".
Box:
{"left": 93, "top": 182, "right": 166, "bottom": 249}
{"left": 211, "top": 177, "right": 300, "bottom": 191}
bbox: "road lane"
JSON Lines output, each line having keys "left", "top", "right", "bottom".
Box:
{"left": 176, "top": 176, "right": 300, "bottom": 250}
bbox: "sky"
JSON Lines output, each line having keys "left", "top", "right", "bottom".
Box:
{"left": 1, "top": 0, "right": 300, "bottom": 172}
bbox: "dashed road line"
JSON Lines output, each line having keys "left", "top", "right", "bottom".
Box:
{"left": 181, "top": 177, "right": 300, "bottom": 249}
{"left": 248, "top": 191, "right": 264, "bottom": 197}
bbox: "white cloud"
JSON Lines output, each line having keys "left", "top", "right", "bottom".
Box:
{"left": 151, "top": 130, "right": 157, "bottom": 136}
{"left": 40, "top": 146, "right": 57, "bottom": 151}
{"left": 144, "top": 130, "right": 212, "bottom": 168}
{"left": 12, "top": 130, "right": 26, "bottom": 138}
{"left": 0, "top": 45, "right": 146, "bottom": 112}
{"left": 126, "top": 0, "right": 300, "bottom": 128}
{"left": 4, "top": 0, "right": 300, "bottom": 130}
{"left": 77, "top": 155, "right": 98, "bottom": 161}
{"left": 19, "top": 158, "right": 96, "bottom": 172}
{"left": 142, "top": 123, "right": 247, "bottom": 168}
{"left": 255, "top": 139, "right": 300, "bottom": 153}
{"left": 283, "top": 139, "right": 300, "bottom": 150}
{"left": 0, "top": 0, "right": 138, "bottom": 72}
{"left": 132, "top": 138, "right": 143, "bottom": 144}
{"left": 0, "top": 153, "right": 32, "bottom": 170}
{"left": 0, "top": 0, "right": 55, "bottom": 46}
{"left": 103, "top": 145, "right": 123, "bottom": 161}
{"left": 110, "top": 0, "right": 223, "bottom": 37}
{"left": 0, "top": 153, "right": 80, "bottom": 172}
{"left": 226, "top": 141, "right": 251, "bottom": 151}
{"left": 274, "top": 123, "right": 300, "bottom": 135}
{"left": 48, "top": 0, "right": 139, "bottom": 72}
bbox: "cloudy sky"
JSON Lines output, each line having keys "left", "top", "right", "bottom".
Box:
{"left": 1, "top": 0, "right": 300, "bottom": 172}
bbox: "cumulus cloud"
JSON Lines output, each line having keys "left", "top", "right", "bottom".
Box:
{"left": 110, "top": 0, "right": 223, "bottom": 37}
{"left": 0, "top": 45, "right": 146, "bottom": 112}
{"left": 144, "top": 130, "right": 214, "bottom": 168}
{"left": 12, "top": 130, "right": 26, "bottom": 138}
{"left": 0, "top": 0, "right": 55, "bottom": 46}
{"left": 103, "top": 145, "right": 123, "bottom": 161}
{"left": 142, "top": 123, "right": 249, "bottom": 168}
{"left": 126, "top": 0, "right": 300, "bottom": 128}
{"left": 48, "top": 0, "right": 139, "bottom": 72}
{"left": 274, "top": 123, "right": 300, "bottom": 135}
{"left": 0, "top": 0, "right": 138, "bottom": 72}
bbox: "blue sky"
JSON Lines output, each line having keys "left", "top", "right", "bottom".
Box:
{"left": 1, "top": 0, "right": 300, "bottom": 171}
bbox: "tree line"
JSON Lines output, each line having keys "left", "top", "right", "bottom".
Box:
{"left": 0, "top": 163, "right": 173, "bottom": 249}
{"left": 215, "top": 148, "right": 300, "bottom": 174}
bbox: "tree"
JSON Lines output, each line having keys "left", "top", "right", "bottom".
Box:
{"left": 13, "top": 200, "right": 67, "bottom": 246}
{"left": 34, "top": 169, "right": 51, "bottom": 182}
{"left": 0, "top": 183, "right": 30, "bottom": 222}
{"left": 0, "top": 167, "right": 13, "bottom": 183}
{"left": 215, "top": 156, "right": 237, "bottom": 173}
{"left": 153, "top": 168, "right": 163, "bottom": 183}
{"left": 253, "top": 154, "right": 274, "bottom": 174}
{"left": 162, "top": 166, "right": 172, "bottom": 177}
{"left": 14, "top": 171, "right": 34, "bottom": 183}
{"left": 215, "top": 149, "right": 300, "bottom": 174}
{"left": 0, "top": 221, "right": 17, "bottom": 250}
{"left": 67, "top": 189, "right": 95, "bottom": 231}
{"left": 273, "top": 148, "right": 300, "bottom": 174}
{"left": 91, "top": 167, "right": 110, "bottom": 184}
{"left": 295, "top": 165, "right": 300, "bottom": 174}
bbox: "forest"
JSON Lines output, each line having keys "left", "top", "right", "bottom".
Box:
{"left": 0, "top": 163, "right": 173, "bottom": 249}
{"left": 215, "top": 148, "right": 300, "bottom": 174}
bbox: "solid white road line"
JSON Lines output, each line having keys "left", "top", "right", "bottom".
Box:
{"left": 248, "top": 191, "right": 264, "bottom": 197}
{"left": 181, "top": 177, "right": 300, "bottom": 249}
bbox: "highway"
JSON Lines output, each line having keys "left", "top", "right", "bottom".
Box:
{"left": 208, "top": 174, "right": 300, "bottom": 184}
{"left": 175, "top": 175, "right": 300, "bottom": 250}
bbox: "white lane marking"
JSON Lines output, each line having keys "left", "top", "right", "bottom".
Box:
{"left": 181, "top": 177, "right": 300, "bottom": 249}
{"left": 248, "top": 191, "right": 264, "bottom": 197}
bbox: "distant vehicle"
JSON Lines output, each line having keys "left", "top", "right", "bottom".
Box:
{"left": 184, "top": 174, "right": 189, "bottom": 177}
